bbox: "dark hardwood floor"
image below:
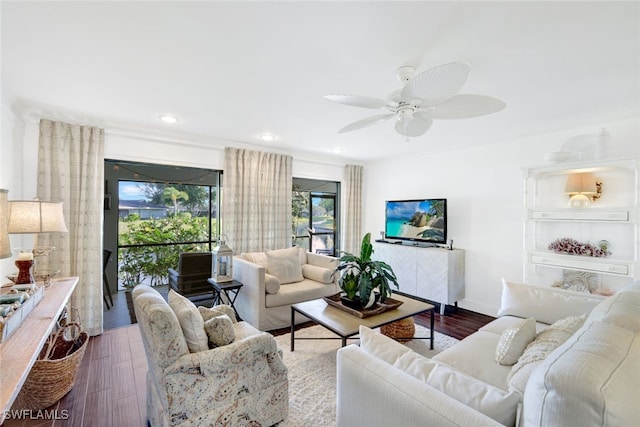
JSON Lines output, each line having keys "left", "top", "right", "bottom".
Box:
{"left": 4, "top": 292, "right": 493, "bottom": 426}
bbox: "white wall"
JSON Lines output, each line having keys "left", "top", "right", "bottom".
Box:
{"left": 363, "top": 117, "right": 640, "bottom": 316}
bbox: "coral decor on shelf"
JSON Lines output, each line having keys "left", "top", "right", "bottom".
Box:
{"left": 548, "top": 238, "right": 611, "bottom": 258}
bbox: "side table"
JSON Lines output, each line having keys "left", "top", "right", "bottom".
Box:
{"left": 207, "top": 278, "right": 243, "bottom": 321}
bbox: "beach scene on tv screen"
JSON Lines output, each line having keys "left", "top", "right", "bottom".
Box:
{"left": 386, "top": 200, "right": 445, "bottom": 242}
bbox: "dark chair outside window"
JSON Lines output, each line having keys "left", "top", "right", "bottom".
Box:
{"left": 168, "top": 252, "right": 214, "bottom": 300}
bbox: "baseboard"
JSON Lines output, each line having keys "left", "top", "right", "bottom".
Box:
{"left": 456, "top": 299, "right": 498, "bottom": 318}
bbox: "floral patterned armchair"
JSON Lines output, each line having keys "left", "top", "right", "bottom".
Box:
{"left": 132, "top": 285, "right": 288, "bottom": 427}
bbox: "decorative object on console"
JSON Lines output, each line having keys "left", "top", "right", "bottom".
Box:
{"left": 548, "top": 237, "right": 611, "bottom": 258}
{"left": 212, "top": 234, "right": 233, "bottom": 283}
{"left": 335, "top": 233, "right": 399, "bottom": 308}
{"left": 552, "top": 269, "right": 601, "bottom": 294}
{"left": 0, "top": 189, "right": 10, "bottom": 259}
{"left": 565, "top": 172, "right": 602, "bottom": 208}
{"left": 15, "top": 252, "right": 35, "bottom": 284}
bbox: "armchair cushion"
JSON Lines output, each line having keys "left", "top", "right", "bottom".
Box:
{"left": 301, "top": 264, "right": 334, "bottom": 284}
{"left": 203, "top": 314, "right": 236, "bottom": 348}
{"left": 168, "top": 290, "right": 208, "bottom": 353}
{"left": 266, "top": 247, "right": 304, "bottom": 284}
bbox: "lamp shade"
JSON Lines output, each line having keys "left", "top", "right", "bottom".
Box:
{"left": 7, "top": 200, "right": 68, "bottom": 234}
{"left": 565, "top": 173, "right": 597, "bottom": 195}
{"left": 0, "top": 189, "right": 10, "bottom": 259}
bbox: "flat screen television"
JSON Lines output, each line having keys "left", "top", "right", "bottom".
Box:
{"left": 384, "top": 198, "right": 447, "bottom": 245}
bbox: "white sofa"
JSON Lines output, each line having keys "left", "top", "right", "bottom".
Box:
{"left": 336, "top": 280, "right": 640, "bottom": 427}
{"left": 232, "top": 247, "right": 339, "bottom": 331}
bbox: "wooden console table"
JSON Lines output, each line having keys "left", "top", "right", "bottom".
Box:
{"left": 0, "top": 276, "right": 78, "bottom": 423}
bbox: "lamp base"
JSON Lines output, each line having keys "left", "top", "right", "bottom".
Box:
{"left": 568, "top": 194, "right": 591, "bottom": 209}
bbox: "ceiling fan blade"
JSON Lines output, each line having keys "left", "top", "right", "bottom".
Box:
{"left": 401, "top": 62, "right": 470, "bottom": 105}
{"left": 324, "top": 94, "right": 397, "bottom": 110}
{"left": 337, "top": 113, "right": 395, "bottom": 133}
{"left": 429, "top": 94, "right": 506, "bottom": 119}
{"left": 394, "top": 113, "right": 433, "bottom": 137}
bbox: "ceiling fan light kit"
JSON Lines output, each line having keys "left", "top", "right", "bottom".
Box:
{"left": 325, "top": 61, "right": 506, "bottom": 138}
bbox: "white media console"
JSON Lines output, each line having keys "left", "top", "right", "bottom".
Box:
{"left": 372, "top": 241, "right": 465, "bottom": 315}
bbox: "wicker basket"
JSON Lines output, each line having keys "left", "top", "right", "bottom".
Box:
{"left": 12, "top": 323, "right": 88, "bottom": 411}
{"left": 381, "top": 317, "right": 416, "bottom": 343}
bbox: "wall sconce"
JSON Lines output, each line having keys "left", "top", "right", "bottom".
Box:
{"left": 0, "top": 189, "right": 11, "bottom": 259}
{"left": 565, "top": 172, "right": 602, "bottom": 208}
{"left": 212, "top": 234, "right": 233, "bottom": 283}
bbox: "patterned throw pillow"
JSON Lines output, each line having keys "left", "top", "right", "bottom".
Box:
{"left": 198, "top": 305, "right": 237, "bottom": 323}
{"left": 552, "top": 270, "right": 600, "bottom": 293}
{"left": 203, "top": 314, "right": 236, "bottom": 348}
{"left": 495, "top": 317, "right": 536, "bottom": 366}
{"left": 507, "top": 314, "right": 586, "bottom": 394}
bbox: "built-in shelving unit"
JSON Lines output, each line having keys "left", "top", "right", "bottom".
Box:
{"left": 522, "top": 157, "right": 640, "bottom": 291}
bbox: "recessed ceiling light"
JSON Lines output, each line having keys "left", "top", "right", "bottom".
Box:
{"left": 258, "top": 133, "right": 278, "bottom": 142}
{"left": 332, "top": 147, "right": 343, "bottom": 154}
{"left": 159, "top": 114, "right": 180, "bottom": 124}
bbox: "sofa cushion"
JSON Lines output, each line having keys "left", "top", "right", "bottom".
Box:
{"left": 167, "top": 290, "right": 209, "bottom": 353}
{"left": 586, "top": 289, "right": 640, "bottom": 333}
{"left": 497, "top": 279, "right": 604, "bottom": 324}
{"left": 240, "top": 251, "right": 268, "bottom": 267}
{"left": 524, "top": 321, "right": 640, "bottom": 427}
{"left": 266, "top": 247, "right": 304, "bottom": 284}
{"left": 495, "top": 317, "right": 536, "bottom": 365}
{"left": 433, "top": 330, "right": 511, "bottom": 390}
{"left": 301, "top": 264, "right": 334, "bottom": 284}
{"left": 392, "top": 350, "right": 439, "bottom": 381}
{"left": 359, "top": 325, "right": 412, "bottom": 365}
{"left": 265, "top": 279, "right": 334, "bottom": 308}
{"left": 427, "top": 364, "right": 521, "bottom": 427}
{"left": 264, "top": 273, "right": 281, "bottom": 294}
{"left": 203, "top": 314, "right": 236, "bottom": 348}
{"left": 507, "top": 314, "right": 586, "bottom": 394}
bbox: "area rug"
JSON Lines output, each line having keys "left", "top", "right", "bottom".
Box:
{"left": 274, "top": 324, "right": 459, "bottom": 427}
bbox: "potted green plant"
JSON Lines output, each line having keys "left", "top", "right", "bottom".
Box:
{"left": 335, "top": 233, "right": 399, "bottom": 308}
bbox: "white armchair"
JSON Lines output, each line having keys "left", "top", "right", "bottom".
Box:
{"left": 132, "top": 285, "right": 288, "bottom": 427}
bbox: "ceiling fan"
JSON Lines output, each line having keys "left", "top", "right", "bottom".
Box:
{"left": 324, "top": 62, "right": 506, "bottom": 138}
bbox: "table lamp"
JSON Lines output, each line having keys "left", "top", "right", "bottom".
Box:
{"left": 7, "top": 200, "right": 68, "bottom": 282}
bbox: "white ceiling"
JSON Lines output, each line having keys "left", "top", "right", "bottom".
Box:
{"left": 2, "top": 1, "right": 639, "bottom": 163}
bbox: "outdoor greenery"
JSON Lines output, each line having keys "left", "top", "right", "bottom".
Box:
{"left": 118, "top": 212, "right": 214, "bottom": 288}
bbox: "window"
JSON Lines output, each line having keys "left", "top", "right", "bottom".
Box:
{"left": 104, "top": 160, "right": 221, "bottom": 289}
{"left": 292, "top": 178, "right": 340, "bottom": 256}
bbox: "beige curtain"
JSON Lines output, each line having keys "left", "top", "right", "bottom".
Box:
{"left": 37, "top": 119, "right": 105, "bottom": 336}
{"left": 223, "top": 147, "right": 292, "bottom": 254}
{"left": 343, "top": 164, "right": 363, "bottom": 254}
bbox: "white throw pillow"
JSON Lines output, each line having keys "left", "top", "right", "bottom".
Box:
{"left": 495, "top": 317, "right": 536, "bottom": 365}
{"left": 168, "top": 290, "right": 208, "bottom": 353}
{"left": 264, "top": 273, "right": 281, "bottom": 294}
{"left": 301, "top": 264, "right": 335, "bottom": 284}
{"left": 241, "top": 251, "right": 268, "bottom": 267}
{"left": 203, "top": 314, "right": 236, "bottom": 348}
{"left": 507, "top": 314, "right": 586, "bottom": 393}
{"left": 427, "top": 365, "right": 521, "bottom": 426}
{"left": 266, "top": 247, "right": 304, "bottom": 284}
{"left": 358, "top": 325, "right": 411, "bottom": 365}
